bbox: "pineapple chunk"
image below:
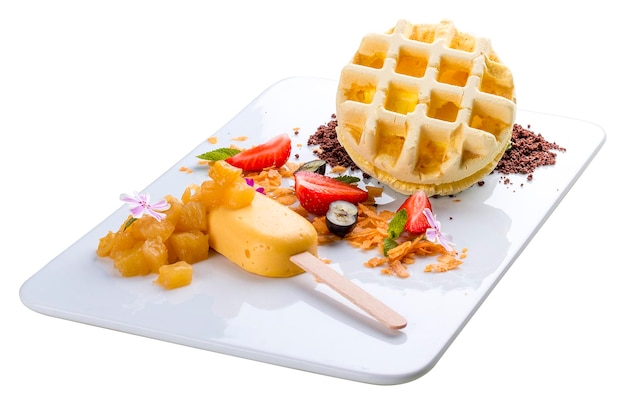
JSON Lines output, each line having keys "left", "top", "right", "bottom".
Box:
{"left": 128, "top": 215, "right": 175, "bottom": 241}
{"left": 154, "top": 261, "right": 193, "bottom": 290}
{"left": 175, "top": 201, "right": 208, "bottom": 232}
{"left": 97, "top": 230, "right": 135, "bottom": 258}
{"left": 210, "top": 158, "right": 243, "bottom": 185}
{"left": 168, "top": 230, "right": 210, "bottom": 264}
{"left": 191, "top": 179, "right": 222, "bottom": 209}
{"left": 142, "top": 237, "right": 169, "bottom": 274}
{"left": 162, "top": 195, "right": 183, "bottom": 225}
{"left": 192, "top": 161, "right": 255, "bottom": 209}
{"left": 223, "top": 180, "right": 255, "bottom": 209}
{"left": 96, "top": 231, "right": 116, "bottom": 257}
{"left": 112, "top": 244, "right": 151, "bottom": 277}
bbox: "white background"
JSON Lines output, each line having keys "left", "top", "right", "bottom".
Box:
{"left": 2, "top": 1, "right": 623, "bottom": 415}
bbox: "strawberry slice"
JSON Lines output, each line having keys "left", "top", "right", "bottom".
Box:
{"left": 397, "top": 191, "right": 433, "bottom": 235}
{"left": 226, "top": 133, "right": 291, "bottom": 171}
{"left": 294, "top": 171, "right": 368, "bottom": 216}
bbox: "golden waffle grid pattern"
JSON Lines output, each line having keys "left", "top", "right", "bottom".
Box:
{"left": 336, "top": 20, "right": 516, "bottom": 195}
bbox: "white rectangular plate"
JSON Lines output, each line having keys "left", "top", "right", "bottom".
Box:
{"left": 20, "top": 77, "right": 605, "bottom": 385}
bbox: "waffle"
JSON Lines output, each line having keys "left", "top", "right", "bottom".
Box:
{"left": 335, "top": 20, "right": 516, "bottom": 196}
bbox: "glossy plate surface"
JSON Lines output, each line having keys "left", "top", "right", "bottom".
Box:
{"left": 20, "top": 77, "right": 605, "bottom": 385}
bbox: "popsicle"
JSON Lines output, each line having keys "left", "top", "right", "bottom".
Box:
{"left": 207, "top": 191, "right": 318, "bottom": 278}
{"left": 203, "top": 162, "right": 407, "bottom": 330}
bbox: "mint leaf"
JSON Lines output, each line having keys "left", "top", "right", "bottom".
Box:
{"left": 388, "top": 209, "right": 407, "bottom": 239}
{"left": 382, "top": 210, "right": 407, "bottom": 255}
{"left": 334, "top": 175, "right": 360, "bottom": 184}
{"left": 383, "top": 237, "right": 398, "bottom": 256}
{"left": 196, "top": 148, "right": 241, "bottom": 161}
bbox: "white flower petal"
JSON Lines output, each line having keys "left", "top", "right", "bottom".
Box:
{"left": 147, "top": 208, "right": 166, "bottom": 221}
{"left": 120, "top": 193, "right": 140, "bottom": 204}
{"left": 129, "top": 206, "right": 146, "bottom": 218}
{"left": 423, "top": 208, "right": 437, "bottom": 229}
{"left": 425, "top": 228, "right": 437, "bottom": 243}
{"left": 150, "top": 199, "right": 171, "bottom": 211}
{"left": 439, "top": 233, "right": 455, "bottom": 252}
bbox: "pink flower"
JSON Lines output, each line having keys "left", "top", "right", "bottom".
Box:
{"left": 120, "top": 191, "right": 170, "bottom": 222}
{"left": 423, "top": 208, "right": 454, "bottom": 252}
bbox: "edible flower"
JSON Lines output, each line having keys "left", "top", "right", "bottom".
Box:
{"left": 120, "top": 191, "right": 170, "bottom": 223}
{"left": 245, "top": 178, "right": 265, "bottom": 194}
{"left": 423, "top": 208, "right": 454, "bottom": 252}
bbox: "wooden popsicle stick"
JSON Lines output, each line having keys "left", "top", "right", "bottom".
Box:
{"left": 290, "top": 251, "right": 407, "bottom": 330}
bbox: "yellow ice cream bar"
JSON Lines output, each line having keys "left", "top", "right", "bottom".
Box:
{"left": 208, "top": 192, "right": 318, "bottom": 277}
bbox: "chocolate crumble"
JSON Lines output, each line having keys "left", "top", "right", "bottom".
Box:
{"left": 495, "top": 124, "right": 566, "bottom": 176}
{"left": 307, "top": 114, "right": 368, "bottom": 176}
{"left": 308, "top": 116, "right": 565, "bottom": 188}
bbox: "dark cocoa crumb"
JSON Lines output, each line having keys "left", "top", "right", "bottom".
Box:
{"left": 495, "top": 124, "right": 566, "bottom": 175}
{"left": 307, "top": 114, "right": 368, "bottom": 176}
